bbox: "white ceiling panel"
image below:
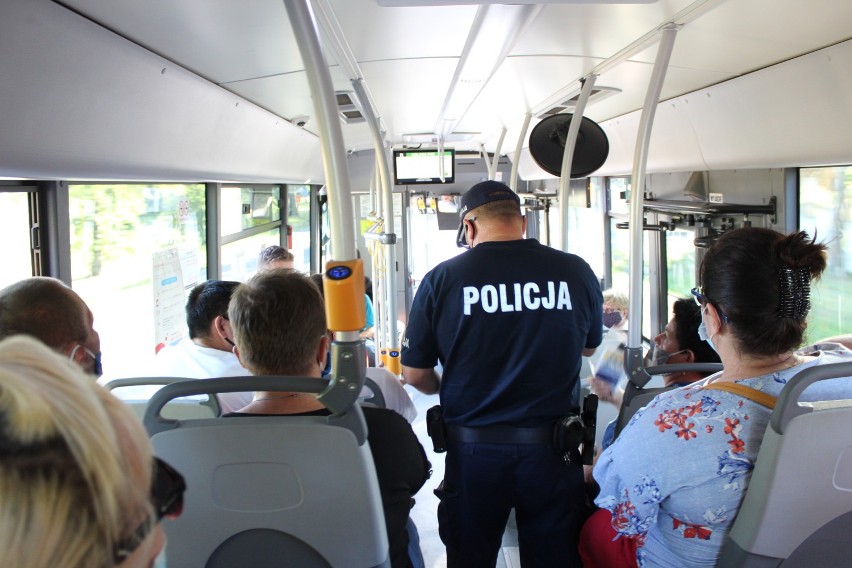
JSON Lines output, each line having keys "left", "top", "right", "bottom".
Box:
{"left": 53, "top": 0, "right": 852, "bottom": 156}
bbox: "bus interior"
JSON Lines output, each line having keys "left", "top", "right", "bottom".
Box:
{"left": 2, "top": 0, "right": 852, "bottom": 566}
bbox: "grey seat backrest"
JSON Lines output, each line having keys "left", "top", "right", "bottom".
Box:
{"left": 104, "top": 376, "right": 220, "bottom": 420}
{"left": 613, "top": 383, "right": 676, "bottom": 439}
{"left": 613, "top": 358, "right": 723, "bottom": 442}
{"left": 718, "top": 361, "right": 852, "bottom": 567}
{"left": 143, "top": 376, "right": 390, "bottom": 568}
{"left": 361, "top": 376, "right": 387, "bottom": 408}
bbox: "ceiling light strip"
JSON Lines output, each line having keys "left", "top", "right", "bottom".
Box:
{"left": 436, "top": 3, "right": 543, "bottom": 137}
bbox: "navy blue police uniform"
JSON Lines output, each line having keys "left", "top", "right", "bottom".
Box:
{"left": 402, "top": 181, "right": 603, "bottom": 568}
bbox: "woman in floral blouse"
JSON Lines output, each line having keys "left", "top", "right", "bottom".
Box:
{"left": 580, "top": 227, "right": 852, "bottom": 567}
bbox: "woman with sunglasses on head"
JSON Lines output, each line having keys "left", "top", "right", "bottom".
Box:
{"left": 580, "top": 227, "right": 852, "bottom": 568}
{"left": 0, "top": 335, "right": 185, "bottom": 567}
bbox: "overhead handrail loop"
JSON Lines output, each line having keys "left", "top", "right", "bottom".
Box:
{"left": 283, "top": 0, "right": 364, "bottom": 411}
{"left": 284, "top": 1, "right": 355, "bottom": 263}
{"left": 558, "top": 74, "right": 597, "bottom": 252}
{"left": 624, "top": 24, "right": 680, "bottom": 384}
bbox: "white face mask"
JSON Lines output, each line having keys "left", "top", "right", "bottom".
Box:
{"left": 643, "top": 344, "right": 687, "bottom": 368}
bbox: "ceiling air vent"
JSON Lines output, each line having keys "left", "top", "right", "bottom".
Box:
{"left": 336, "top": 91, "right": 365, "bottom": 124}
{"left": 535, "top": 86, "right": 621, "bottom": 119}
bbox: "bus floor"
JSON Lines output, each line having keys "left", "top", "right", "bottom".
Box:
{"left": 406, "top": 386, "right": 521, "bottom": 568}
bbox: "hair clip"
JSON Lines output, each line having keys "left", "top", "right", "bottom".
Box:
{"left": 777, "top": 266, "right": 811, "bottom": 319}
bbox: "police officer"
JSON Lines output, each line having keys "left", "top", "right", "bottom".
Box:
{"left": 402, "top": 180, "right": 603, "bottom": 567}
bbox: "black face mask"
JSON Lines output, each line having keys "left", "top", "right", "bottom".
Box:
{"left": 456, "top": 221, "right": 469, "bottom": 248}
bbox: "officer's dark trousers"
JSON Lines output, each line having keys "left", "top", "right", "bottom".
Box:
{"left": 436, "top": 439, "right": 585, "bottom": 568}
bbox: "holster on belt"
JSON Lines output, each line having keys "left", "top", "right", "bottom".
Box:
{"left": 426, "top": 404, "right": 448, "bottom": 453}
{"left": 553, "top": 393, "right": 598, "bottom": 465}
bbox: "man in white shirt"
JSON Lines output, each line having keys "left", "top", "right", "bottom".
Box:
{"left": 150, "top": 280, "right": 252, "bottom": 413}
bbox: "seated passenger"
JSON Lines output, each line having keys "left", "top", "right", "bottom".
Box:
{"left": 0, "top": 335, "right": 185, "bottom": 567}
{"left": 226, "top": 269, "right": 430, "bottom": 568}
{"left": 599, "top": 297, "right": 721, "bottom": 449}
{"left": 0, "top": 277, "right": 102, "bottom": 376}
{"left": 581, "top": 228, "right": 852, "bottom": 567}
{"left": 258, "top": 245, "right": 295, "bottom": 270}
{"left": 308, "top": 273, "right": 416, "bottom": 422}
{"left": 148, "top": 280, "right": 252, "bottom": 413}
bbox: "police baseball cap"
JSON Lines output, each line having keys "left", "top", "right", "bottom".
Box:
{"left": 456, "top": 180, "right": 521, "bottom": 248}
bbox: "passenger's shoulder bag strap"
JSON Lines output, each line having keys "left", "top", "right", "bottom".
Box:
{"left": 702, "top": 381, "right": 778, "bottom": 409}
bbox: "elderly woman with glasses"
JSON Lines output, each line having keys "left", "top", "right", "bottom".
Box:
{"left": 0, "top": 335, "right": 185, "bottom": 567}
{"left": 579, "top": 227, "right": 852, "bottom": 568}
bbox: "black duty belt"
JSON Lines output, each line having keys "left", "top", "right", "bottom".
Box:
{"left": 446, "top": 424, "right": 552, "bottom": 445}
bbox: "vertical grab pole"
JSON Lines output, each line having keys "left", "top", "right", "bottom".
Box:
{"left": 284, "top": 0, "right": 365, "bottom": 413}
{"left": 284, "top": 1, "right": 355, "bottom": 264}
{"left": 488, "top": 127, "right": 507, "bottom": 181}
{"left": 353, "top": 77, "right": 401, "bottom": 371}
{"left": 625, "top": 24, "right": 680, "bottom": 378}
{"left": 558, "top": 74, "right": 597, "bottom": 252}
{"left": 380, "top": 142, "right": 401, "bottom": 372}
{"left": 509, "top": 113, "right": 532, "bottom": 192}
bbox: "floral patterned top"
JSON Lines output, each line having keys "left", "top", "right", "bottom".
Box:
{"left": 593, "top": 347, "right": 852, "bottom": 567}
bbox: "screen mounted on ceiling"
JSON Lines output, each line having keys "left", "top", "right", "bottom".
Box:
{"left": 393, "top": 148, "right": 455, "bottom": 185}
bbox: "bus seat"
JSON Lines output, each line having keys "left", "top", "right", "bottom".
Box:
{"left": 718, "top": 361, "right": 852, "bottom": 567}
{"left": 361, "top": 376, "right": 387, "bottom": 408}
{"left": 143, "top": 376, "right": 390, "bottom": 568}
{"left": 612, "top": 383, "right": 677, "bottom": 440}
{"left": 612, "top": 360, "right": 723, "bottom": 442}
{"left": 104, "top": 377, "right": 220, "bottom": 421}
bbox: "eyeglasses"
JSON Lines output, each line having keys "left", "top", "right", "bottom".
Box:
{"left": 113, "top": 457, "right": 186, "bottom": 563}
{"left": 690, "top": 287, "right": 730, "bottom": 324}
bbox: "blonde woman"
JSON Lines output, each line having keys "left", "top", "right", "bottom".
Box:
{"left": 0, "top": 335, "right": 184, "bottom": 567}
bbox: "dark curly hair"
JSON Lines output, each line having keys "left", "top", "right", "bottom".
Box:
{"left": 699, "top": 227, "right": 827, "bottom": 356}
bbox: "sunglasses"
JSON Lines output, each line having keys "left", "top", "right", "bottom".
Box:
{"left": 691, "top": 287, "right": 730, "bottom": 324}
{"left": 113, "top": 457, "right": 186, "bottom": 563}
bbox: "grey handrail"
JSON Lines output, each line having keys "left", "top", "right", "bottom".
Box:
{"left": 363, "top": 377, "right": 386, "bottom": 409}
{"left": 104, "top": 376, "right": 197, "bottom": 389}
{"left": 144, "top": 376, "right": 326, "bottom": 434}
{"left": 772, "top": 361, "right": 852, "bottom": 435}
{"left": 143, "top": 375, "right": 371, "bottom": 446}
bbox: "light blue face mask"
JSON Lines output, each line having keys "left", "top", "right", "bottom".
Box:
{"left": 698, "top": 307, "right": 718, "bottom": 354}
{"left": 152, "top": 544, "right": 167, "bottom": 568}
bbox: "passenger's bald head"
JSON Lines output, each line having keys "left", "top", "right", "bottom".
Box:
{"left": 0, "top": 278, "right": 96, "bottom": 368}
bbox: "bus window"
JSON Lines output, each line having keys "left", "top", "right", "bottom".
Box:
{"left": 565, "top": 177, "right": 604, "bottom": 279}
{"left": 799, "top": 166, "right": 852, "bottom": 339}
{"left": 220, "top": 184, "right": 284, "bottom": 280}
{"left": 610, "top": 220, "right": 652, "bottom": 339}
{"left": 221, "top": 228, "right": 280, "bottom": 282}
{"left": 0, "top": 190, "right": 34, "bottom": 288}
{"left": 69, "top": 183, "right": 207, "bottom": 376}
{"left": 287, "top": 184, "right": 312, "bottom": 272}
{"left": 666, "top": 228, "right": 697, "bottom": 302}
